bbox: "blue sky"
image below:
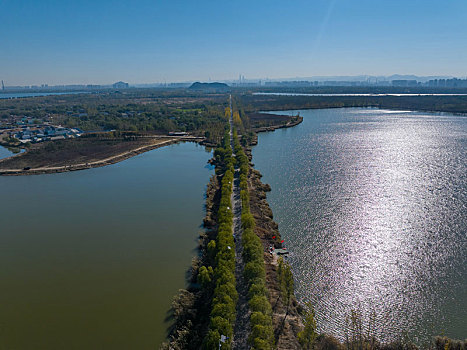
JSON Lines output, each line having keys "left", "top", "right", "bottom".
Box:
{"left": 1, "top": 0, "right": 466, "bottom": 85}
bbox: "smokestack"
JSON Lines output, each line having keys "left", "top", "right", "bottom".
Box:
{"left": 1, "top": 80, "right": 4, "bottom": 90}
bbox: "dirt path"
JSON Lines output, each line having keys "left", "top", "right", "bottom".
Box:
{"left": 230, "top": 95, "right": 251, "bottom": 350}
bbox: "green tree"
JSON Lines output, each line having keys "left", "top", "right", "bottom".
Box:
{"left": 298, "top": 302, "right": 318, "bottom": 349}
{"left": 207, "top": 240, "right": 217, "bottom": 264}
{"left": 277, "top": 257, "right": 294, "bottom": 314}
{"left": 197, "top": 266, "right": 213, "bottom": 288}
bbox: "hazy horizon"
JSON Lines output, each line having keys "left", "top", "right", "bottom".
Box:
{"left": 2, "top": 74, "right": 466, "bottom": 88}
{"left": 2, "top": 0, "right": 466, "bottom": 85}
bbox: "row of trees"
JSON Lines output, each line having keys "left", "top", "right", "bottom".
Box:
{"left": 200, "top": 124, "right": 290, "bottom": 349}
{"left": 230, "top": 97, "right": 250, "bottom": 134}
{"left": 238, "top": 93, "right": 467, "bottom": 115}
{"left": 234, "top": 125, "right": 314, "bottom": 349}
{"left": 233, "top": 129, "right": 275, "bottom": 349}
{"left": 202, "top": 130, "right": 238, "bottom": 349}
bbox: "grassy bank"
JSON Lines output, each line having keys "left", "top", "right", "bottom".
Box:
{"left": 239, "top": 92, "right": 467, "bottom": 115}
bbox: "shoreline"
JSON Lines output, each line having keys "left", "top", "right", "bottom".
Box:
{"left": 252, "top": 115, "right": 303, "bottom": 133}
{"left": 160, "top": 121, "right": 305, "bottom": 349}
{"left": 252, "top": 105, "right": 467, "bottom": 118}
{"left": 0, "top": 111, "right": 299, "bottom": 177}
{"left": 243, "top": 111, "right": 466, "bottom": 349}
{"left": 250, "top": 114, "right": 303, "bottom": 145}
{"left": 246, "top": 162, "right": 304, "bottom": 349}
{"left": 0, "top": 138, "right": 190, "bottom": 176}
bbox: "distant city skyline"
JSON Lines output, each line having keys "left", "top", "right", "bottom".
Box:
{"left": 3, "top": 74, "right": 467, "bottom": 89}
{"left": 1, "top": 0, "right": 466, "bottom": 85}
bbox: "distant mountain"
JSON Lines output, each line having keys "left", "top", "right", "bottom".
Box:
{"left": 189, "top": 82, "right": 229, "bottom": 90}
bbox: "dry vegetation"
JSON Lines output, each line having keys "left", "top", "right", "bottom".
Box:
{"left": 0, "top": 134, "right": 177, "bottom": 174}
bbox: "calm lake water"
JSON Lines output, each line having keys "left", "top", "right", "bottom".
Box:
{"left": 0, "top": 142, "right": 213, "bottom": 349}
{"left": 0, "top": 145, "right": 23, "bottom": 159}
{"left": 252, "top": 108, "right": 467, "bottom": 344}
{"left": 0, "top": 145, "right": 15, "bottom": 159}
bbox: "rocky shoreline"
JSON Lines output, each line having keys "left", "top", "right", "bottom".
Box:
{"left": 246, "top": 155, "right": 304, "bottom": 349}
{"left": 160, "top": 138, "right": 306, "bottom": 349}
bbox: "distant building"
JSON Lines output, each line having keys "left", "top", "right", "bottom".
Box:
{"left": 392, "top": 80, "right": 418, "bottom": 87}
{"left": 112, "top": 81, "right": 129, "bottom": 89}
{"left": 427, "top": 78, "right": 467, "bottom": 88}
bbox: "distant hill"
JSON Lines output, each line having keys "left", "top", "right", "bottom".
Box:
{"left": 188, "top": 82, "right": 229, "bottom": 91}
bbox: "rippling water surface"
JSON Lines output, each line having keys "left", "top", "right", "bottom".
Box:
{"left": 252, "top": 108, "right": 466, "bottom": 344}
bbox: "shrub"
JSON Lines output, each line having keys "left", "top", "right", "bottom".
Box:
{"left": 244, "top": 261, "right": 266, "bottom": 282}
{"left": 197, "top": 266, "right": 213, "bottom": 288}
{"left": 249, "top": 295, "right": 272, "bottom": 314}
